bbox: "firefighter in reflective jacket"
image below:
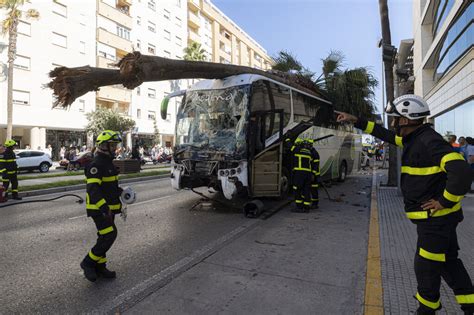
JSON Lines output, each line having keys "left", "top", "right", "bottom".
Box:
{"left": 305, "top": 139, "right": 320, "bottom": 209}
{"left": 337, "top": 95, "right": 474, "bottom": 314}
{"left": 0, "top": 140, "right": 22, "bottom": 200}
{"left": 291, "top": 138, "right": 313, "bottom": 212}
{"left": 80, "top": 130, "right": 123, "bottom": 282}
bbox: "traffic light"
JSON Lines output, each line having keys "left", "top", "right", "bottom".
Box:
{"left": 382, "top": 44, "right": 397, "bottom": 63}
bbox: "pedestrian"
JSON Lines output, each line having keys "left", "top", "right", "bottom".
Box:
{"left": 305, "top": 138, "right": 320, "bottom": 209}
{"left": 458, "top": 137, "right": 468, "bottom": 161}
{"left": 466, "top": 137, "right": 474, "bottom": 169}
{"left": 0, "top": 140, "right": 22, "bottom": 200}
{"left": 290, "top": 138, "right": 313, "bottom": 212}
{"left": 80, "top": 130, "right": 123, "bottom": 282}
{"left": 60, "top": 146, "right": 66, "bottom": 160}
{"left": 45, "top": 144, "right": 52, "bottom": 159}
{"left": 336, "top": 94, "right": 474, "bottom": 314}
{"left": 449, "top": 134, "right": 460, "bottom": 151}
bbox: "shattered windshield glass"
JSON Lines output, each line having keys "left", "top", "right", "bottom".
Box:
{"left": 176, "top": 85, "right": 250, "bottom": 158}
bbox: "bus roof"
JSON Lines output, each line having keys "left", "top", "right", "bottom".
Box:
{"left": 187, "top": 73, "right": 332, "bottom": 105}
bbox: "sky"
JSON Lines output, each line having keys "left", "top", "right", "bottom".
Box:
{"left": 211, "top": 0, "right": 413, "bottom": 114}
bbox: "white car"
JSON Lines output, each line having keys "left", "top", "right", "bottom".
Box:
{"left": 14, "top": 150, "right": 53, "bottom": 173}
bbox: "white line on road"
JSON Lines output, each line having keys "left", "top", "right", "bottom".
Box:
{"left": 69, "top": 214, "right": 86, "bottom": 220}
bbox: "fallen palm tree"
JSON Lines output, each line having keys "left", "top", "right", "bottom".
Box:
{"left": 47, "top": 52, "right": 324, "bottom": 108}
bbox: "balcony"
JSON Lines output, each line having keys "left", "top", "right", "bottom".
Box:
{"left": 98, "top": 1, "right": 132, "bottom": 29}
{"left": 97, "top": 56, "right": 117, "bottom": 69}
{"left": 97, "top": 28, "right": 132, "bottom": 53}
{"left": 97, "top": 85, "right": 132, "bottom": 103}
{"left": 118, "top": 0, "right": 132, "bottom": 6}
{"left": 188, "top": 11, "right": 200, "bottom": 29}
{"left": 188, "top": 0, "right": 200, "bottom": 11}
{"left": 219, "top": 33, "right": 231, "bottom": 47}
{"left": 188, "top": 30, "right": 200, "bottom": 43}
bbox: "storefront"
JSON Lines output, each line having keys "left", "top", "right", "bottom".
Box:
{"left": 46, "top": 129, "right": 88, "bottom": 160}
{"left": 434, "top": 99, "right": 474, "bottom": 138}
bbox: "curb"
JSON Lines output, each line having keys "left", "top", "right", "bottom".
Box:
{"left": 363, "top": 168, "right": 384, "bottom": 314}
{"left": 99, "top": 198, "right": 291, "bottom": 314}
{"left": 19, "top": 174, "right": 170, "bottom": 198}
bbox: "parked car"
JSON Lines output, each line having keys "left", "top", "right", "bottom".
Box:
{"left": 14, "top": 150, "right": 53, "bottom": 173}
{"left": 59, "top": 151, "right": 93, "bottom": 170}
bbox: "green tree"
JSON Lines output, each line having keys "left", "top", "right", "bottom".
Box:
{"left": 183, "top": 41, "right": 207, "bottom": 61}
{"left": 85, "top": 108, "right": 136, "bottom": 139}
{"left": 1, "top": 0, "right": 39, "bottom": 140}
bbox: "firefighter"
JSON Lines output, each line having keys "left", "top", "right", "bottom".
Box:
{"left": 291, "top": 137, "right": 313, "bottom": 212}
{"left": 80, "top": 130, "right": 123, "bottom": 282}
{"left": 305, "top": 138, "right": 320, "bottom": 209}
{"left": 0, "top": 140, "right": 22, "bottom": 200}
{"left": 337, "top": 94, "right": 474, "bottom": 314}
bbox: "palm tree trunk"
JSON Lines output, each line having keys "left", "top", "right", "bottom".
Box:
{"left": 6, "top": 17, "right": 19, "bottom": 140}
{"left": 378, "top": 0, "right": 398, "bottom": 187}
{"left": 48, "top": 52, "right": 323, "bottom": 108}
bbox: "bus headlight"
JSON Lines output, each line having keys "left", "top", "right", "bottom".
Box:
{"left": 224, "top": 169, "right": 230, "bottom": 176}
{"left": 236, "top": 168, "right": 241, "bottom": 174}
{"left": 219, "top": 170, "right": 225, "bottom": 176}
{"left": 230, "top": 169, "right": 236, "bottom": 175}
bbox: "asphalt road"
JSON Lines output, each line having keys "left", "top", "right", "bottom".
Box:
{"left": 0, "top": 178, "right": 251, "bottom": 314}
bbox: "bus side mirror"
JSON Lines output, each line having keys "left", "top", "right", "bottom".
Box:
{"left": 161, "top": 98, "right": 170, "bottom": 120}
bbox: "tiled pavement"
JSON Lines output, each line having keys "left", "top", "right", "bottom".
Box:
{"left": 377, "top": 174, "right": 474, "bottom": 314}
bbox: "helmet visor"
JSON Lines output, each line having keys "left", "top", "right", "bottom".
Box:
{"left": 385, "top": 101, "right": 401, "bottom": 117}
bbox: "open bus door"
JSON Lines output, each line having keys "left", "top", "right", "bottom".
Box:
{"left": 160, "top": 90, "right": 186, "bottom": 120}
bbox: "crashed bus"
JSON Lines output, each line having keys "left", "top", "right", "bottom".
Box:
{"left": 161, "top": 74, "right": 362, "bottom": 200}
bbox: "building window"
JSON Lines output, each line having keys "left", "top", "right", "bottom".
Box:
{"left": 148, "top": 21, "right": 156, "bottom": 33}
{"left": 12, "top": 90, "right": 30, "bottom": 105}
{"left": 116, "top": 24, "right": 131, "bottom": 40}
{"left": 137, "top": 109, "right": 141, "bottom": 119}
{"left": 136, "top": 39, "right": 141, "bottom": 50}
{"left": 175, "top": 36, "right": 182, "bottom": 47}
{"left": 148, "top": 111, "right": 156, "bottom": 120}
{"left": 164, "top": 30, "right": 171, "bottom": 40}
{"left": 433, "top": 0, "right": 455, "bottom": 37}
{"left": 79, "top": 41, "right": 85, "bottom": 54}
{"left": 175, "top": 16, "right": 182, "bottom": 27}
{"left": 164, "top": 50, "right": 171, "bottom": 58}
{"left": 164, "top": 9, "right": 170, "bottom": 20}
{"left": 52, "top": 32, "right": 67, "bottom": 48}
{"left": 78, "top": 100, "right": 85, "bottom": 112}
{"left": 97, "top": 42, "right": 116, "bottom": 60}
{"left": 434, "top": 99, "right": 474, "bottom": 138}
{"left": 176, "top": 0, "right": 181, "bottom": 7}
{"left": 18, "top": 21, "right": 31, "bottom": 36}
{"left": 52, "top": 2, "right": 67, "bottom": 18}
{"left": 14, "top": 55, "right": 30, "bottom": 70}
{"left": 79, "top": 13, "right": 86, "bottom": 26}
{"left": 137, "top": 87, "right": 141, "bottom": 95}
{"left": 147, "top": 88, "right": 156, "bottom": 98}
{"left": 137, "top": 16, "right": 141, "bottom": 25}
{"left": 148, "top": 0, "right": 155, "bottom": 11}
{"left": 148, "top": 43, "right": 156, "bottom": 55}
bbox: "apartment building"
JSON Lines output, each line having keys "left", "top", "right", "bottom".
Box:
{"left": 413, "top": 0, "right": 473, "bottom": 138}
{"left": 0, "top": 0, "right": 272, "bottom": 156}
{"left": 186, "top": 0, "right": 272, "bottom": 69}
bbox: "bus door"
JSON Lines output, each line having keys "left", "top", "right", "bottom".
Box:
{"left": 249, "top": 110, "right": 284, "bottom": 197}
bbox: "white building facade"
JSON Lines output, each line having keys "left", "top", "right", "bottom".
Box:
{"left": 413, "top": 0, "right": 473, "bottom": 138}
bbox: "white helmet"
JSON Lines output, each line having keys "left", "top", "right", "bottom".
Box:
{"left": 385, "top": 94, "right": 430, "bottom": 120}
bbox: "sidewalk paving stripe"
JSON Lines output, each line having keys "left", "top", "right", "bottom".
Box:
{"left": 364, "top": 168, "right": 383, "bottom": 314}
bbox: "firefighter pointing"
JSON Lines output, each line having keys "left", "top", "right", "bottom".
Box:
{"left": 80, "top": 130, "right": 123, "bottom": 282}
{"left": 337, "top": 94, "right": 474, "bottom": 314}
{"left": 0, "top": 140, "right": 22, "bottom": 201}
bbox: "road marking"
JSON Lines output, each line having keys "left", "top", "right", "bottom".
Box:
{"left": 69, "top": 214, "right": 86, "bottom": 220}
{"left": 364, "top": 168, "right": 384, "bottom": 314}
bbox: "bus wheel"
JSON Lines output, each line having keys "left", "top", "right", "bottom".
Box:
{"left": 338, "top": 161, "right": 347, "bottom": 182}
{"left": 280, "top": 167, "right": 290, "bottom": 197}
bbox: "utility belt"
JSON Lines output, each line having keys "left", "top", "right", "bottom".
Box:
{"left": 406, "top": 202, "right": 461, "bottom": 220}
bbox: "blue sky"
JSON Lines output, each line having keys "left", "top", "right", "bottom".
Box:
{"left": 212, "top": 0, "right": 413, "bottom": 114}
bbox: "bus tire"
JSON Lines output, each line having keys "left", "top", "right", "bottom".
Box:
{"left": 280, "top": 167, "right": 290, "bottom": 198}
{"left": 338, "top": 161, "right": 347, "bottom": 182}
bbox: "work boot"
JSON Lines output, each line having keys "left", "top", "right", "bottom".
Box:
{"left": 96, "top": 264, "right": 116, "bottom": 279}
{"left": 80, "top": 260, "right": 97, "bottom": 282}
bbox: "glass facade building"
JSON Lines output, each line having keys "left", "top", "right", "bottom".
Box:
{"left": 434, "top": 99, "right": 474, "bottom": 138}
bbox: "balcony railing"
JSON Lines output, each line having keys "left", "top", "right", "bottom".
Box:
{"left": 98, "top": 1, "right": 132, "bottom": 29}
{"left": 96, "top": 85, "right": 131, "bottom": 103}
{"left": 97, "top": 28, "right": 132, "bottom": 53}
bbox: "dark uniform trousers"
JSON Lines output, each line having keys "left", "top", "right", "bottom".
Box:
{"left": 1, "top": 148, "right": 19, "bottom": 197}
{"left": 83, "top": 152, "right": 122, "bottom": 268}
{"left": 2, "top": 174, "right": 19, "bottom": 195}
{"left": 293, "top": 170, "right": 312, "bottom": 209}
{"left": 310, "top": 148, "right": 320, "bottom": 207}
{"left": 415, "top": 223, "right": 474, "bottom": 314}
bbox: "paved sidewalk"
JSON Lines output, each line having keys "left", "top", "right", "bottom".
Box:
{"left": 377, "top": 171, "right": 474, "bottom": 314}
{"left": 122, "top": 173, "right": 373, "bottom": 314}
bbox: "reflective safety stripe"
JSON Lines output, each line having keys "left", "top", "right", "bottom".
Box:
{"left": 86, "top": 198, "right": 107, "bottom": 210}
{"left": 98, "top": 226, "right": 114, "bottom": 235}
{"left": 1, "top": 179, "right": 9, "bottom": 182}
{"left": 395, "top": 136, "right": 403, "bottom": 147}
{"left": 0, "top": 159, "right": 15, "bottom": 162}
{"left": 416, "top": 293, "right": 440, "bottom": 310}
{"left": 98, "top": 257, "right": 107, "bottom": 264}
{"left": 293, "top": 186, "right": 297, "bottom": 190}
{"left": 102, "top": 175, "right": 118, "bottom": 182}
{"left": 364, "top": 121, "right": 375, "bottom": 134}
{"left": 295, "top": 200, "right": 303, "bottom": 204}
{"left": 311, "top": 198, "right": 319, "bottom": 201}
{"left": 88, "top": 250, "right": 101, "bottom": 261}
{"left": 303, "top": 202, "right": 311, "bottom": 205}
{"left": 0, "top": 168, "right": 5, "bottom": 173}
{"left": 401, "top": 166, "right": 442, "bottom": 176}
{"left": 294, "top": 167, "right": 312, "bottom": 172}
{"left": 440, "top": 152, "right": 465, "bottom": 172}
{"left": 406, "top": 202, "right": 461, "bottom": 219}
{"left": 443, "top": 190, "right": 464, "bottom": 203}
{"left": 311, "top": 184, "right": 319, "bottom": 187}
{"left": 86, "top": 178, "right": 102, "bottom": 185}
{"left": 456, "top": 294, "right": 474, "bottom": 304}
{"left": 313, "top": 171, "right": 320, "bottom": 175}
{"left": 419, "top": 248, "right": 446, "bottom": 262}
{"left": 11, "top": 189, "right": 18, "bottom": 192}
{"left": 109, "top": 204, "right": 121, "bottom": 210}
{"left": 6, "top": 171, "right": 16, "bottom": 174}
{"left": 313, "top": 159, "right": 320, "bottom": 162}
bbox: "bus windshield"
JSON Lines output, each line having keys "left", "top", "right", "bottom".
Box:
{"left": 175, "top": 85, "right": 251, "bottom": 158}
